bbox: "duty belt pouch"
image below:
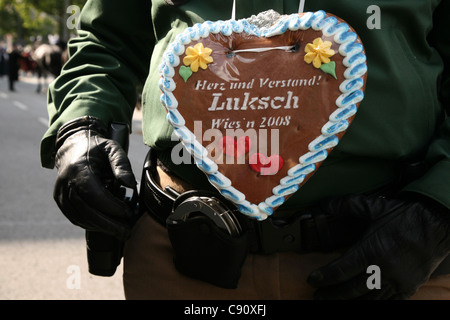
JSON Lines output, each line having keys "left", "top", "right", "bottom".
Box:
{"left": 166, "top": 215, "right": 248, "bottom": 289}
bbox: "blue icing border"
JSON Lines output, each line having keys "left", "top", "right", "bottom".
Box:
{"left": 158, "top": 11, "right": 368, "bottom": 221}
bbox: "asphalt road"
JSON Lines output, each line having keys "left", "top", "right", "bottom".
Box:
{"left": 0, "top": 74, "right": 148, "bottom": 300}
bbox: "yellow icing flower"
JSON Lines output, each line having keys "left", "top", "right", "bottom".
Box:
{"left": 304, "top": 38, "right": 335, "bottom": 68}
{"left": 183, "top": 43, "right": 213, "bottom": 72}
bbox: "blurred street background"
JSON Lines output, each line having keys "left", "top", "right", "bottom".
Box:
{"left": 0, "top": 74, "right": 147, "bottom": 300}
{"left": 0, "top": 0, "right": 149, "bottom": 299}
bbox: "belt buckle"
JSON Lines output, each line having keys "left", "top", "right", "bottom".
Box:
{"left": 255, "top": 213, "right": 311, "bottom": 254}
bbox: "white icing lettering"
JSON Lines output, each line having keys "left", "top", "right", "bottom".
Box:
{"left": 229, "top": 79, "right": 255, "bottom": 90}
{"left": 195, "top": 80, "right": 226, "bottom": 91}
{"left": 258, "top": 76, "right": 320, "bottom": 89}
{"left": 285, "top": 91, "right": 299, "bottom": 109}
{"left": 208, "top": 91, "right": 299, "bottom": 111}
{"left": 211, "top": 118, "right": 226, "bottom": 129}
{"left": 211, "top": 115, "right": 292, "bottom": 130}
{"left": 270, "top": 96, "right": 284, "bottom": 109}
{"left": 258, "top": 96, "right": 270, "bottom": 110}
{"left": 208, "top": 93, "right": 225, "bottom": 111}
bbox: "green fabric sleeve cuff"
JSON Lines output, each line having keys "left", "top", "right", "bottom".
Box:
{"left": 40, "top": 97, "right": 132, "bottom": 169}
{"left": 403, "top": 160, "right": 450, "bottom": 211}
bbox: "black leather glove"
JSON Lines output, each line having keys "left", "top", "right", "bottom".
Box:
{"left": 53, "top": 116, "right": 137, "bottom": 241}
{"left": 308, "top": 193, "right": 450, "bottom": 300}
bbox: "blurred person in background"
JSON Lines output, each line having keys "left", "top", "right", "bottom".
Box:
{"left": 8, "top": 43, "right": 22, "bottom": 91}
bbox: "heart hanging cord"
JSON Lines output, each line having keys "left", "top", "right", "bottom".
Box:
{"left": 229, "top": 0, "right": 306, "bottom": 55}
{"left": 231, "top": 0, "right": 306, "bottom": 20}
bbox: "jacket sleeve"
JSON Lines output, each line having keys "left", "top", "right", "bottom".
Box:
{"left": 40, "top": 0, "right": 154, "bottom": 169}
{"left": 403, "top": 0, "right": 450, "bottom": 209}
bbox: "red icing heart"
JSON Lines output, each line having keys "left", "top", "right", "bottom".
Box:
{"left": 219, "top": 136, "right": 252, "bottom": 158}
{"left": 249, "top": 153, "right": 284, "bottom": 176}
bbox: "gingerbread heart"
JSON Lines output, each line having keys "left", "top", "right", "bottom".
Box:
{"left": 159, "top": 10, "right": 367, "bottom": 220}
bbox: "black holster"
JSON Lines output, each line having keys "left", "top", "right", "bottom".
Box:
{"left": 167, "top": 215, "right": 249, "bottom": 289}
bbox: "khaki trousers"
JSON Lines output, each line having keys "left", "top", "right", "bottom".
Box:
{"left": 123, "top": 213, "right": 450, "bottom": 300}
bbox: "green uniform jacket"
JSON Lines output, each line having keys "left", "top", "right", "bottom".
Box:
{"left": 41, "top": 0, "right": 450, "bottom": 212}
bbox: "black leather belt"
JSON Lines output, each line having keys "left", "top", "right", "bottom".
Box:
{"left": 140, "top": 149, "right": 367, "bottom": 254}
{"left": 140, "top": 149, "right": 450, "bottom": 277}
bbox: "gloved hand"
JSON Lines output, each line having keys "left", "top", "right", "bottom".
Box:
{"left": 53, "top": 116, "right": 137, "bottom": 241}
{"left": 308, "top": 193, "right": 450, "bottom": 300}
